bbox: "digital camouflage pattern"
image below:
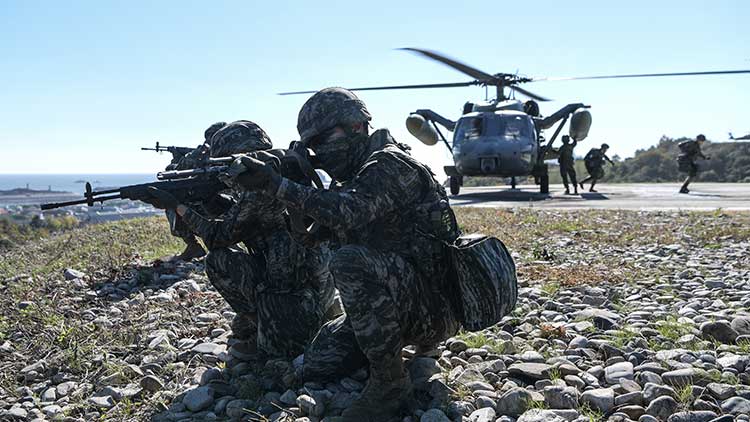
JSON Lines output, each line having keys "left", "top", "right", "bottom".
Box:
{"left": 297, "top": 88, "right": 371, "bottom": 143}
{"left": 450, "top": 235, "right": 517, "bottom": 331}
{"left": 273, "top": 129, "right": 464, "bottom": 380}
{"left": 204, "top": 121, "right": 227, "bottom": 145}
{"left": 177, "top": 120, "right": 333, "bottom": 357}
{"left": 210, "top": 120, "right": 272, "bottom": 158}
{"left": 181, "top": 190, "right": 335, "bottom": 357}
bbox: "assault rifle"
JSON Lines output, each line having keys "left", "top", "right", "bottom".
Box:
{"left": 40, "top": 149, "right": 322, "bottom": 211}
{"left": 141, "top": 141, "right": 195, "bottom": 160}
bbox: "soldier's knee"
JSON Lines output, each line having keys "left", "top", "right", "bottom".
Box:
{"left": 205, "top": 248, "right": 232, "bottom": 278}
{"left": 330, "top": 245, "right": 373, "bottom": 283}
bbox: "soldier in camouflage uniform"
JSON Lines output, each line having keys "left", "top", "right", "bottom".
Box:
{"left": 579, "top": 143, "right": 614, "bottom": 193}
{"left": 146, "top": 120, "right": 335, "bottom": 358}
{"left": 678, "top": 134, "right": 710, "bottom": 194}
{"left": 230, "top": 88, "right": 462, "bottom": 421}
{"left": 558, "top": 135, "right": 578, "bottom": 195}
{"left": 164, "top": 121, "right": 227, "bottom": 261}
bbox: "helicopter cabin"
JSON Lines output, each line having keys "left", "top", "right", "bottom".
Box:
{"left": 452, "top": 110, "right": 538, "bottom": 177}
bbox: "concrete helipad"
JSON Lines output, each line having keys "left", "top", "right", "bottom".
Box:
{"left": 449, "top": 183, "right": 750, "bottom": 211}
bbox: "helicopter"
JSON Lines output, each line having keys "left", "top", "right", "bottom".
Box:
{"left": 280, "top": 48, "right": 750, "bottom": 195}
{"left": 729, "top": 132, "right": 750, "bottom": 140}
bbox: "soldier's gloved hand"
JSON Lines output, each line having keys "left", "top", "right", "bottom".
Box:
{"left": 229, "top": 155, "right": 281, "bottom": 193}
{"left": 144, "top": 187, "right": 180, "bottom": 210}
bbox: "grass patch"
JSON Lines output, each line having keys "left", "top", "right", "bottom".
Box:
{"left": 578, "top": 403, "right": 604, "bottom": 422}
{"left": 655, "top": 316, "right": 694, "bottom": 342}
{"left": 607, "top": 326, "right": 642, "bottom": 349}
{"left": 455, "top": 331, "right": 510, "bottom": 355}
{"left": 675, "top": 384, "right": 694, "bottom": 410}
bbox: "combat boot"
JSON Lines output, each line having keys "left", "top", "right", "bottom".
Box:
{"left": 564, "top": 188, "right": 570, "bottom": 195}
{"left": 176, "top": 239, "right": 206, "bottom": 261}
{"left": 340, "top": 362, "right": 413, "bottom": 422}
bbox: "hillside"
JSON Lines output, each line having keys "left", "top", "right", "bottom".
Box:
{"left": 1, "top": 213, "right": 750, "bottom": 421}
{"left": 602, "top": 137, "right": 750, "bottom": 183}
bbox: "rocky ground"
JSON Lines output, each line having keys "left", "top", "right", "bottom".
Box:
{"left": 1, "top": 210, "right": 749, "bottom": 421}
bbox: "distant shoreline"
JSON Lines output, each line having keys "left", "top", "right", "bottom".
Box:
{"left": 0, "top": 188, "right": 71, "bottom": 196}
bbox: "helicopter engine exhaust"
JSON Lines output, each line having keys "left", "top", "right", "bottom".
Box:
{"left": 406, "top": 113, "right": 440, "bottom": 146}
{"left": 569, "top": 108, "right": 592, "bottom": 141}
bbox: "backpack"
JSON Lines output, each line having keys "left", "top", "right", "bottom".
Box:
{"left": 449, "top": 234, "right": 518, "bottom": 331}
{"left": 678, "top": 141, "right": 695, "bottom": 153}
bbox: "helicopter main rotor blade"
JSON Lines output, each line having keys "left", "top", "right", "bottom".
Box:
{"left": 512, "top": 86, "right": 551, "bottom": 102}
{"left": 399, "top": 47, "right": 497, "bottom": 82}
{"left": 278, "top": 81, "right": 478, "bottom": 95}
{"left": 533, "top": 69, "right": 750, "bottom": 82}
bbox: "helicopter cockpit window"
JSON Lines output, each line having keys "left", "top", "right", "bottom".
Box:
{"left": 486, "top": 115, "right": 533, "bottom": 140}
{"left": 454, "top": 117, "right": 483, "bottom": 143}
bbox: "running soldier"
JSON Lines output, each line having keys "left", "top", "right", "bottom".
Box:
{"left": 229, "top": 88, "right": 464, "bottom": 421}
{"left": 579, "top": 143, "right": 614, "bottom": 193}
{"left": 677, "top": 134, "right": 710, "bottom": 194}
{"left": 558, "top": 135, "right": 578, "bottom": 195}
{"left": 145, "top": 120, "right": 335, "bottom": 358}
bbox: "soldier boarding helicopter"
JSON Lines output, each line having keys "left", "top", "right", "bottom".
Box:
{"left": 281, "top": 48, "right": 750, "bottom": 195}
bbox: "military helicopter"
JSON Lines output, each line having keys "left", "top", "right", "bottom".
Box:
{"left": 729, "top": 132, "right": 750, "bottom": 140}
{"left": 280, "top": 48, "right": 750, "bottom": 195}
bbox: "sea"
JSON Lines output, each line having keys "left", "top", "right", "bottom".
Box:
{"left": 0, "top": 174, "right": 155, "bottom": 194}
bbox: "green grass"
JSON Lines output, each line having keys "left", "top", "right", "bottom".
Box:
{"left": 655, "top": 316, "right": 694, "bottom": 342}
{"left": 540, "top": 281, "right": 561, "bottom": 297}
{"left": 578, "top": 403, "right": 604, "bottom": 422}
{"left": 0, "top": 216, "right": 184, "bottom": 417}
{"left": 737, "top": 339, "right": 750, "bottom": 354}
{"left": 675, "top": 384, "right": 694, "bottom": 410}
{"left": 607, "top": 326, "right": 642, "bottom": 349}
{"left": 455, "top": 331, "right": 510, "bottom": 354}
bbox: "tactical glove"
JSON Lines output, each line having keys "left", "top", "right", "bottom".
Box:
{"left": 229, "top": 155, "right": 281, "bottom": 193}
{"left": 144, "top": 187, "right": 180, "bottom": 210}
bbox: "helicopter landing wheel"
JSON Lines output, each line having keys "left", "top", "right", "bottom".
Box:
{"left": 450, "top": 176, "right": 461, "bottom": 195}
{"left": 511, "top": 177, "right": 517, "bottom": 190}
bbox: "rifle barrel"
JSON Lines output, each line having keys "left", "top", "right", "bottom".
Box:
{"left": 40, "top": 193, "right": 123, "bottom": 210}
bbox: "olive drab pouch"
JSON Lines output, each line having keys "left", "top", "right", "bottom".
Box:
{"left": 449, "top": 234, "right": 518, "bottom": 331}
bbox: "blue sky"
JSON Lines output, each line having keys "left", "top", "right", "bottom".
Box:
{"left": 1, "top": 0, "right": 748, "bottom": 176}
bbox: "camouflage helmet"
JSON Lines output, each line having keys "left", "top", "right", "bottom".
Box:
{"left": 204, "top": 121, "right": 227, "bottom": 144}
{"left": 210, "top": 120, "right": 272, "bottom": 157}
{"left": 601, "top": 143, "right": 610, "bottom": 149}
{"left": 297, "top": 87, "right": 372, "bottom": 144}
{"left": 696, "top": 134, "right": 706, "bottom": 142}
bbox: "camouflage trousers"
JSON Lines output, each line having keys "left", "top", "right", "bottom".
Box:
{"left": 165, "top": 209, "right": 197, "bottom": 243}
{"left": 205, "top": 247, "right": 330, "bottom": 358}
{"left": 302, "top": 245, "right": 460, "bottom": 381}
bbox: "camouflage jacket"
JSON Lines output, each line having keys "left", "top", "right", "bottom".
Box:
{"left": 181, "top": 191, "right": 328, "bottom": 293}
{"left": 274, "top": 129, "right": 458, "bottom": 277}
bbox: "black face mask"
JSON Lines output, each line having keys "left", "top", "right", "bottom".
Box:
{"left": 313, "top": 131, "right": 370, "bottom": 181}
